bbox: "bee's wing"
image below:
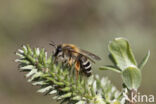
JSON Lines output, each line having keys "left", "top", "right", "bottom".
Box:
{"left": 64, "top": 47, "right": 96, "bottom": 63}
{"left": 80, "top": 49, "right": 101, "bottom": 61}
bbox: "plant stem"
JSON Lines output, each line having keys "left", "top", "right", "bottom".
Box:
{"left": 128, "top": 89, "right": 137, "bottom": 104}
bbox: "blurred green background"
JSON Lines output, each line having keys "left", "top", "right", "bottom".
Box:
{"left": 0, "top": 0, "right": 155, "bottom": 104}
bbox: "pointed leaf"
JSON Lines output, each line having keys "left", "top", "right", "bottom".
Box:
{"left": 32, "top": 81, "right": 46, "bottom": 86}
{"left": 15, "top": 59, "right": 30, "bottom": 64}
{"left": 53, "top": 96, "right": 59, "bottom": 100}
{"left": 93, "top": 81, "right": 97, "bottom": 94}
{"left": 49, "top": 90, "right": 57, "bottom": 94}
{"left": 113, "top": 100, "right": 121, "bottom": 104}
{"left": 28, "top": 72, "right": 42, "bottom": 82}
{"left": 16, "top": 53, "right": 25, "bottom": 58}
{"left": 75, "top": 101, "right": 86, "bottom": 104}
{"left": 138, "top": 50, "right": 150, "bottom": 70}
{"left": 99, "top": 65, "right": 121, "bottom": 73}
{"left": 37, "top": 86, "right": 53, "bottom": 93}
{"left": 26, "top": 44, "right": 33, "bottom": 55}
{"left": 61, "top": 87, "right": 70, "bottom": 92}
{"left": 26, "top": 69, "right": 37, "bottom": 78}
{"left": 72, "top": 96, "right": 82, "bottom": 100}
{"left": 57, "top": 93, "right": 72, "bottom": 99}
{"left": 18, "top": 49, "right": 24, "bottom": 53}
{"left": 46, "top": 77, "right": 64, "bottom": 86}
{"left": 20, "top": 65, "right": 34, "bottom": 70}
{"left": 36, "top": 48, "right": 40, "bottom": 56}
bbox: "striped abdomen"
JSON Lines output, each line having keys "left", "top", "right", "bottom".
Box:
{"left": 80, "top": 57, "right": 92, "bottom": 77}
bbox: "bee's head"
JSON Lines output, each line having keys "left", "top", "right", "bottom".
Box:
{"left": 49, "top": 41, "right": 63, "bottom": 57}
{"left": 54, "top": 45, "right": 63, "bottom": 56}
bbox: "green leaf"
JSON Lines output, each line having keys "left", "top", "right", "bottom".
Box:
{"left": 138, "top": 50, "right": 150, "bottom": 70}
{"left": 26, "top": 44, "right": 33, "bottom": 55}
{"left": 28, "top": 72, "right": 43, "bottom": 82}
{"left": 20, "top": 65, "right": 34, "bottom": 70}
{"left": 99, "top": 65, "right": 121, "bottom": 73}
{"left": 46, "top": 77, "right": 64, "bottom": 86}
{"left": 16, "top": 52, "right": 25, "bottom": 58}
{"left": 75, "top": 101, "right": 86, "bottom": 104}
{"left": 15, "top": 59, "right": 30, "bottom": 64}
{"left": 25, "top": 69, "right": 37, "bottom": 78}
{"left": 108, "top": 38, "right": 137, "bottom": 70}
{"left": 71, "top": 96, "right": 81, "bottom": 100}
{"left": 113, "top": 100, "right": 121, "bottom": 104}
{"left": 37, "top": 86, "right": 53, "bottom": 93}
{"left": 22, "top": 45, "right": 28, "bottom": 55}
{"left": 57, "top": 93, "right": 72, "bottom": 99}
{"left": 16, "top": 44, "right": 123, "bottom": 104}
{"left": 27, "top": 55, "right": 36, "bottom": 64}
{"left": 49, "top": 90, "right": 57, "bottom": 95}
{"left": 122, "top": 66, "right": 141, "bottom": 90}
{"left": 108, "top": 54, "right": 117, "bottom": 65}
{"left": 61, "top": 87, "right": 71, "bottom": 92}
{"left": 32, "top": 81, "right": 47, "bottom": 86}
{"left": 18, "top": 49, "right": 24, "bottom": 54}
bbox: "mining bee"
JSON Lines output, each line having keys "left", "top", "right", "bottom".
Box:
{"left": 50, "top": 41, "right": 101, "bottom": 78}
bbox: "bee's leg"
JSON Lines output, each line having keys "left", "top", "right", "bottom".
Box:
{"left": 52, "top": 55, "right": 57, "bottom": 64}
{"left": 52, "top": 50, "right": 56, "bottom": 63}
{"left": 68, "top": 58, "right": 73, "bottom": 66}
{"left": 75, "top": 61, "right": 80, "bottom": 79}
{"left": 67, "top": 52, "right": 73, "bottom": 66}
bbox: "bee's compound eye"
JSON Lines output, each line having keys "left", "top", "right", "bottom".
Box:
{"left": 58, "top": 47, "right": 62, "bottom": 51}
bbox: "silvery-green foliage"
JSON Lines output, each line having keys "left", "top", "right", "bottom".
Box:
{"left": 15, "top": 45, "right": 124, "bottom": 104}
{"left": 100, "top": 38, "right": 149, "bottom": 91}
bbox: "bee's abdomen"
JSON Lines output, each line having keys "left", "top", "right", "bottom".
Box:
{"left": 80, "top": 59, "right": 92, "bottom": 77}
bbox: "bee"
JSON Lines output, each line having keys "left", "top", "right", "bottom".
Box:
{"left": 49, "top": 41, "right": 101, "bottom": 78}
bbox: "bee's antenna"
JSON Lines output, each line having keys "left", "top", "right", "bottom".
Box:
{"left": 49, "top": 41, "right": 57, "bottom": 48}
